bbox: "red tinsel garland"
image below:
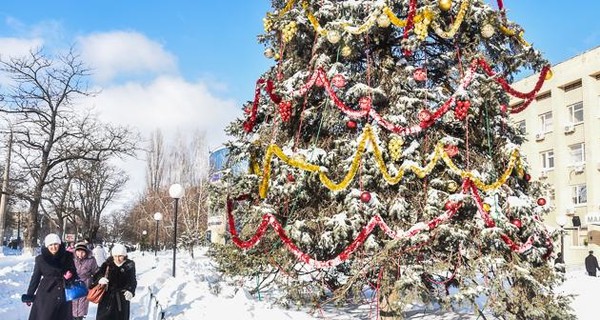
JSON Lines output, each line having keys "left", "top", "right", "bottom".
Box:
{"left": 242, "top": 59, "right": 548, "bottom": 134}
{"left": 226, "top": 179, "right": 539, "bottom": 268}
{"left": 496, "top": 0, "right": 504, "bottom": 11}
{"left": 402, "top": 0, "right": 417, "bottom": 56}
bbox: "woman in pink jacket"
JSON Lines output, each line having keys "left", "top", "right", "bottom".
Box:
{"left": 72, "top": 242, "right": 98, "bottom": 320}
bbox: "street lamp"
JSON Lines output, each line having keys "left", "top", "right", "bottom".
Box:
{"left": 556, "top": 214, "right": 568, "bottom": 264}
{"left": 169, "top": 184, "right": 184, "bottom": 277}
{"left": 153, "top": 212, "right": 163, "bottom": 256}
{"left": 142, "top": 230, "right": 147, "bottom": 254}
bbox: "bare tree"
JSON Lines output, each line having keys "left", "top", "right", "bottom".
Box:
{"left": 0, "top": 47, "right": 139, "bottom": 251}
{"left": 71, "top": 160, "right": 128, "bottom": 241}
{"left": 146, "top": 129, "right": 165, "bottom": 193}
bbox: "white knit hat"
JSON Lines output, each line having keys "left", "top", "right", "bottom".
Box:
{"left": 111, "top": 243, "right": 128, "bottom": 256}
{"left": 44, "top": 233, "right": 62, "bottom": 247}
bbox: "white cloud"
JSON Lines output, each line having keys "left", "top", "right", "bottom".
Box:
{"left": 91, "top": 75, "right": 239, "bottom": 148}
{"left": 78, "top": 31, "right": 178, "bottom": 83}
{"left": 88, "top": 75, "right": 241, "bottom": 202}
{"left": 0, "top": 37, "right": 44, "bottom": 86}
{"left": 0, "top": 37, "right": 43, "bottom": 56}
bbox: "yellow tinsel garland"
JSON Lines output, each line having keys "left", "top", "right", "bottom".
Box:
{"left": 258, "top": 125, "right": 523, "bottom": 198}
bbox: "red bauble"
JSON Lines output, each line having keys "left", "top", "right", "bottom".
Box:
{"left": 331, "top": 74, "right": 346, "bottom": 88}
{"left": 358, "top": 96, "right": 372, "bottom": 111}
{"left": 413, "top": 67, "right": 427, "bottom": 81}
{"left": 524, "top": 173, "right": 531, "bottom": 181}
{"left": 418, "top": 109, "right": 433, "bottom": 123}
{"left": 278, "top": 101, "right": 292, "bottom": 122}
{"left": 444, "top": 145, "right": 459, "bottom": 157}
{"left": 360, "top": 191, "right": 372, "bottom": 203}
{"left": 287, "top": 173, "right": 295, "bottom": 182}
{"left": 511, "top": 218, "right": 522, "bottom": 228}
{"left": 346, "top": 120, "right": 357, "bottom": 129}
{"left": 444, "top": 200, "right": 458, "bottom": 211}
{"left": 537, "top": 197, "right": 546, "bottom": 206}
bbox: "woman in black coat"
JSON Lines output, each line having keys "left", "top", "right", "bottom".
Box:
{"left": 91, "top": 243, "right": 137, "bottom": 320}
{"left": 22, "top": 233, "right": 78, "bottom": 320}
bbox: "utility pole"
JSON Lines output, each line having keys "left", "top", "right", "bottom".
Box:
{"left": 0, "top": 129, "right": 13, "bottom": 253}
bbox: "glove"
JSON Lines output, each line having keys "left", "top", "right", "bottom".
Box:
{"left": 21, "top": 294, "right": 34, "bottom": 306}
{"left": 63, "top": 270, "right": 73, "bottom": 280}
{"left": 123, "top": 290, "right": 134, "bottom": 301}
{"left": 98, "top": 277, "right": 109, "bottom": 285}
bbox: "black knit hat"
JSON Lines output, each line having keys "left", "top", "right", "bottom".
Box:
{"left": 74, "top": 242, "right": 89, "bottom": 252}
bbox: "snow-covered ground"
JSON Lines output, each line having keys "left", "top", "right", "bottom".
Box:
{"left": 0, "top": 246, "right": 595, "bottom": 319}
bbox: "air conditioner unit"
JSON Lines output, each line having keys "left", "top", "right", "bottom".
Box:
{"left": 563, "top": 124, "right": 575, "bottom": 134}
{"left": 574, "top": 164, "right": 585, "bottom": 174}
{"left": 539, "top": 171, "right": 548, "bottom": 179}
{"left": 534, "top": 132, "right": 545, "bottom": 141}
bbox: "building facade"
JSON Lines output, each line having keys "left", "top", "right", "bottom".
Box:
{"left": 510, "top": 46, "right": 600, "bottom": 266}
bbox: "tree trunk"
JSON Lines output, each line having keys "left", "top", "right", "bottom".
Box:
{"left": 379, "top": 289, "right": 402, "bottom": 320}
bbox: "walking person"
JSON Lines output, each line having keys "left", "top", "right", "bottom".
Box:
{"left": 91, "top": 243, "right": 137, "bottom": 320}
{"left": 22, "top": 233, "right": 79, "bottom": 320}
{"left": 585, "top": 250, "right": 600, "bottom": 276}
{"left": 72, "top": 242, "right": 98, "bottom": 320}
{"left": 92, "top": 243, "right": 108, "bottom": 267}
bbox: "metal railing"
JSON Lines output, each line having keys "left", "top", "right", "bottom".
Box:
{"left": 147, "top": 288, "right": 166, "bottom": 320}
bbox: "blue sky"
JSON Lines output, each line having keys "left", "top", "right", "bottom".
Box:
{"left": 1, "top": 1, "right": 599, "bottom": 198}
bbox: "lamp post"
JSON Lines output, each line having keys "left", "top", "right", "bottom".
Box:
{"left": 16, "top": 210, "right": 21, "bottom": 244}
{"left": 169, "top": 184, "right": 184, "bottom": 277}
{"left": 153, "top": 212, "right": 163, "bottom": 256}
{"left": 556, "top": 214, "right": 568, "bottom": 264}
{"left": 141, "top": 230, "right": 147, "bottom": 254}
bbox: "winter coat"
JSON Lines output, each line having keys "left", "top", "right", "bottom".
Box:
{"left": 585, "top": 254, "right": 599, "bottom": 274}
{"left": 92, "top": 245, "right": 108, "bottom": 267}
{"left": 25, "top": 244, "right": 78, "bottom": 320}
{"left": 72, "top": 249, "right": 98, "bottom": 317}
{"left": 92, "top": 256, "right": 137, "bottom": 320}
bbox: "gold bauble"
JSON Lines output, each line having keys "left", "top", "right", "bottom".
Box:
{"left": 438, "top": 0, "right": 452, "bottom": 11}
{"left": 483, "top": 203, "right": 491, "bottom": 212}
{"left": 341, "top": 45, "right": 352, "bottom": 57}
{"left": 377, "top": 14, "right": 391, "bottom": 28}
{"left": 446, "top": 181, "right": 458, "bottom": 192}
{"left": 545, "top": 68, "right": 553, "bottom": 80}
{"left": 326, "top": 30, "right": 341, "bottom": 44}
{"left": 481, "top": 24, "right": 495, "bottom": 38}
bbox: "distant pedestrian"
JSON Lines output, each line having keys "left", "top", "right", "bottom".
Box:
{"left": 22, "top": 233, "right": 79, "bottom": 320}
{"left": 92, "top": 243, "right": 108, "bottom": 267}
{"left": 585, "top": 250, "right": 600, "bottom": 276}
{"left": 554, "top": 252, "right": 565, "bottom": 273}
{"left": 72, "top": 242, "right": 98, "bottom": 320}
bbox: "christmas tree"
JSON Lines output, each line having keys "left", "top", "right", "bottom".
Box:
{"left": 210, "top": 0, "right": 574, "bottom": 318}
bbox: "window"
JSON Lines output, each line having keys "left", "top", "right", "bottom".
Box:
{"left": 567, "top": 101, "right": 584, "bottom": 124}
{"left": 516, "top": 120, "right": 526, "bottom": 134}
{"left": 562, "top": 80, "right": 582, "bottom": 92}
{"left": 540, "top": 150, "right": 554, "bottom": 170}
{"left": 571, "top": 184, "right": 587, "bottom": 205}
{"left": 569, "top": 143, "right": 585, "bottom": 165}
{"left": 539, "top": 112, "right": 553, "bottom": 133}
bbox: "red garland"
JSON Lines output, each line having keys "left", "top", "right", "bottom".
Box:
{"left": 226, "top": 178, "right": 539, "bottom": 268}
{"left": 476, "top": 59, "right": 550, "bottom": 114}
{"left": 242, "top": 59, "right": 548, "bottom": 134}
{"left": 402, "top": 0, "right": 417, "bottom": 56}
{"left": 496, "top": 0, "right": 504, "bottom": 10}
{"left": 243, "top": 79, "right": 282, "bottom": 133}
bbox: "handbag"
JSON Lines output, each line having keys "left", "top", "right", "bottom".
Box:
{"left": 87, "top": 266, "right": 109, "bottom": 304}
{"left": 65, "top": 279, "right": 88, "bottom": 301}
